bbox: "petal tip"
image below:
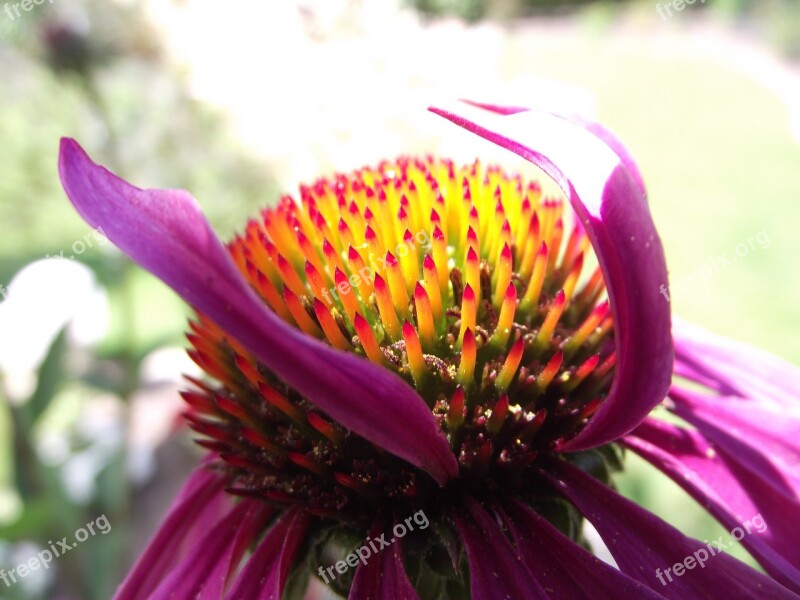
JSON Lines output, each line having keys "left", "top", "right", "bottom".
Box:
{"left": 58, "top": 137, "right": 96, "bottom": 186}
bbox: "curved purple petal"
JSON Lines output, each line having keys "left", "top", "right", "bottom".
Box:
{"left": 224, "top": 507, "right": 310, "bottom": 600}
{"left": 674, "top": 317, "right": 800, "bottom": 407}
{"left": 459, "top": 100, "right": 530, "bottom": 115}
{"left": 542, "top": 457, "right": 798, "bottom": 599}
{"left": 451, "top": 497, "right": 548, "bottom": 599}
{"left": 669, "top": 387, "right": 800, "bottom": 500}
{"left": 460, "top": 99, "right": 646, "bottom": 194}
{"left": 149, "top": 498, "right": 271, "bottom": 600}
{"left": 624, "top": 418, "right": 800, "bottom": 592}
{"left": 58, "top": 138, "right": 458, "bottom": 485}
{"left": 430, "top": 103, "right": 672, "bottom": 450}
{"left": 348, "top": 525, "right": 420, "bottom": 600}
{"left": 115, "top": 462, "right": 231, "bottom": 600}
{"left": 498, "top": 498, "right": 664, "bottom": 599}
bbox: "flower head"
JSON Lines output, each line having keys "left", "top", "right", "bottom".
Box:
{"left": 58, "top": 102, "right": 800, "bottom": 599}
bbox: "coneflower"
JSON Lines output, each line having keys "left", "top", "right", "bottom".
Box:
{"left": 58, "top": 101, "right": 800, "bottom": 599}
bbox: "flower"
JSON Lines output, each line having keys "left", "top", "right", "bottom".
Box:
{"left": 58, "top": 102, "right": 800, "bottom": 600}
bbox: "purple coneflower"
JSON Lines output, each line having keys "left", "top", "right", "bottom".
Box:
{"left": 58, "top": 101, "right": 800, "bottom": 599}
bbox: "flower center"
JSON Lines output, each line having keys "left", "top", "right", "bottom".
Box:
{"left": 182, "top": 157, "right": 614, "bottom": 519}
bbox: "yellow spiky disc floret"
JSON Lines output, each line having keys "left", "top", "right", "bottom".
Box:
{"left": 184, "top": 156, "right": 614, "bottom": 515}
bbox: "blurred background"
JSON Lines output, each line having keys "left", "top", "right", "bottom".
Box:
{"left": 1, "top": 0, "right": 799, "bottom": 598}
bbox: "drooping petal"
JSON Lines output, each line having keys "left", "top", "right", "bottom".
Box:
{"left": 498, "top": 498, "right": 664, "bottom": 599}
{"left": 115, "top": 463, "right": 231, "bottom": 600}
{"left": 451, "top": 497, "right": 548, "bottom": 599}
{"left": 149, "top": 498, "right": 272, "bottom": 600}
{"left": 430, "top": 103, "right": 672, "bottom": 450}
{"left": 200, "top": 505, "right": 276, "bottom": 600}
{"left": 670, "top": 388, "right": 800, "bottom": 498}
{"left": 58, "top": 139, "right": 458, "bottom": 485}
{"left": 348, "top": 525, "right": 420, "bottom": 600}
{"left": 542, "top": 457, "right": 798, "bottom": 599}
{"left": 673, "top": 317, "right": 800, "bottom": 407}
{"left": 224, "top": 507, "right": 310, "bottom": 600}
{"left": 624, "top": 418, "right": 800, "bottom": 592}
{"left": 459, "top": 99, "right": 646, "bottom": 194}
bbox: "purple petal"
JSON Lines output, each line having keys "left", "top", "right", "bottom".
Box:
{"left": 451, "top": 497, "right": 548, "bottom": 599}
{"left": 149, "top": 498, "right": 272, "bottom": 600}
{"left": 58, "top": 138, "right": 457, "bottom": 485}
{"left": 224, "top": 507, "right": 310, "bottom": 600}
{"left": 115, "top": 463, "right": 231, "bottom": 600}
{"left": 674, "top": 317, "right": 800, "bottom": 407}
{"left": 498, "top": 498, "right": 664, "bottom": 599}
{"left": 348, "top": 525, "right": 420, "bottom": 600}
{"left": 429, "top": 103, "right": 672, "bottom": 450}
{"left": 670, "top": 387, "right": 800, "bottom": 500}
{"left": 460, "top": 99, "right": 646, "bottom": 194}
{"left": 624, "top": 418, "right": 800, "bottom": 592}
{"left": 458, "top": 99, "right": 530, "bottom": 115}
{"left": 197, "top": 503, "right": 275, "bottom": 599}
{"left": 543, "top": 457, "right": 798, "bottom": 599}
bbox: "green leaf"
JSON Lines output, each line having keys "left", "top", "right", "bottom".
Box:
{"left": 283, "top": 561, "right": 312, "bottom": 600}
{"left": 528, "top": 495, "right": 584, "bottom": 540}
{"left": 566, "top": 443, "right": 625, "bottom": 487}
{"left": 26, "top": 326, "right": 68, "bottom": 425}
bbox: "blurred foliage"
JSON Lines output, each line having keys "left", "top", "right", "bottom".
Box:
{"left": 411, "top": 0, "right": 488, "bottom": 22}
{"left": 411, "top": 0, "right": 656, "bottom": 21}
{"left": 1, "top": 329, "right": 99, "bottom": 599}
{"left": 742, "top": 0, "right": 800, "bottom": 59}
{"left": 408, "top": 0, "right": 800, "bottom": 60}
{"left": 0, "top": 1, "right": 277, "bottom": 598}
{"left": 0, "top": 1, "right": 277, "bottom": 267}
